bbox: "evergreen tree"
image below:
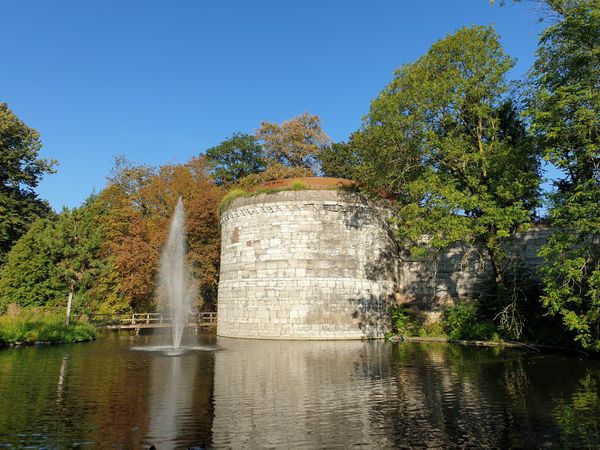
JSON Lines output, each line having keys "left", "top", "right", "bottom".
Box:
{"left": 0, "top": 200, "right": 104, "bottom": 317}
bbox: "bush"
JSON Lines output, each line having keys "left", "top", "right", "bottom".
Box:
{"left": 442, "top": 304, "right": 498, "bottom": 341}
{"left": 390, "top": 306, "right": 418, "bottom": 336}
{"left": 0, "top": 308, "right": 97, "bottom": 345}
{"left": 289, "top": 180, "right": 308, "bottom": 191}
{"left": 417, "top": 321, "right": 446, "bottom": 338}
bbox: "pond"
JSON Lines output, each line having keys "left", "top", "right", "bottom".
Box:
{"left": 1, "top": 331, "right": 599, "bottom": 449}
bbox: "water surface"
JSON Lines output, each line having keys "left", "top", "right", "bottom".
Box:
{"left": 0, "top": 331, "right": 599, "bottom": 449}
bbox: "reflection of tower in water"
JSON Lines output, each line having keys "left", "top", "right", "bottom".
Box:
{"left": 211, "top": 338, "right": 398, "bottom": 449}
{"left": 210, "top": 340, "right": 542, "bottom": 448}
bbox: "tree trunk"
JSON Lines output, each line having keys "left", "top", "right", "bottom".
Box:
{"left": 65, "top": 279, "right": 75, "bottom": 326}
{"left": 487, "top": 245, "right": 505, "bottom": 292}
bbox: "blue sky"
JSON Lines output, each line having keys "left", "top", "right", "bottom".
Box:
{"left": 1, "top": 1, "right": 547, "bottom": 210}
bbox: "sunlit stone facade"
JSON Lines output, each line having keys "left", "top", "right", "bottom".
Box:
{"left": 217, "top": 189, "right": 396, "bottom": 339}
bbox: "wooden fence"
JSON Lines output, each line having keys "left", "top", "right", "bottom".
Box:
{"left": 85, "top": 311, "right": 217, "bottom": 328}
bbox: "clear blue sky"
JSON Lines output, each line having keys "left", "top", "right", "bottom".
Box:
{"left": 1, "top": 1, "right": 547, "bottom": 210}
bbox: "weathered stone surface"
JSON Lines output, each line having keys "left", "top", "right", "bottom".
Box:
{"left": 396, "top": 228, "right": 552, "bottom": 317}
{"left": 217, "top": 189, "right": 552, "bottom": 337}
{"left": 217, "top": 190, "right": 396, "bottom": 339}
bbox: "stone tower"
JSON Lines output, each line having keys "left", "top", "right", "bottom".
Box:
{"left": 217, "top": 179, "right": 396, "bottom": 339}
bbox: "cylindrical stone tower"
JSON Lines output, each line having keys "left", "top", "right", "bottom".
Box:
{"left": 217, "top": 181, "right": 396, "bottom": 339}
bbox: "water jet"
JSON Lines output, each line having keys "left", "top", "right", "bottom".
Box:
{"left": 157, "top": 197, "right": 196, "bottom": 350}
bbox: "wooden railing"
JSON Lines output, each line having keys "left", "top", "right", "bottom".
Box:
{"left": 198, "top": 311, "right": 217, "bottom": 323}
{"left": 87, "top": 312, "right": 217, "bottom": 327}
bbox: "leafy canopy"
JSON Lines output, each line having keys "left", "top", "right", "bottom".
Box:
{"left": 0, "top": 103, "right": 56, "bottom": 264}
{"left": 205, "top": 133, "right": 266, "bottom": 186}
{"left": 256, "top": 112, "right": 331, "bottom": 171}
{"left": 99, "top": 156, "right": 224, "bottom": 311}
{"left": 528, "top": 0, "right": 600, "bottom": 350}
{"left": 0, "top": 199, "right": 103, "bottom": 313}
{"left": 356, "top": 25, "right": 541, "bottom": 337}
{"left": 359, "top": 25, "right": 539, "bottom": 252}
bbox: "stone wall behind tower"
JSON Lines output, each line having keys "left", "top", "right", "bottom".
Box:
{"left": 217, "top": 190, "right": 396, "bottom": 339}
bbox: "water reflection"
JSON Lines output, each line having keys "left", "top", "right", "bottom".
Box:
{"left": 212, "top": 339, "right": 394, "bottom": 448}
{"left": 553, "top": 373, "right": 600, "bottom": 448}
{"left": 0, "top": 334, "right": 599, "bottom": 448}
{"left": 142, "top": 332, "right": 215, "bottom": 449}
{"left": 146, "top": 352, "right": 207, "bottom": 450}
{"left": 211, "top": 339, "right": 600, "bottom": 449}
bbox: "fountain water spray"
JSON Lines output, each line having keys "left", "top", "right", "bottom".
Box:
{"left": 158, "top": 197, "right": 196, "bottom": 349}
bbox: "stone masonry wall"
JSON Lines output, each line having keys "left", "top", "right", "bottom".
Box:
{"left": 397, "top": 228, "right": 552, "bottom": 320}
{"left": 217, "top": 190, "right": 396, "bottom": 339}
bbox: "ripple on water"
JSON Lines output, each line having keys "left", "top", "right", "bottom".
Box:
{"left": 1, "top": 336, "right": 600, "bottom": 448}
{"left": 129, "top": 345, "right": 218, "bottom": 354}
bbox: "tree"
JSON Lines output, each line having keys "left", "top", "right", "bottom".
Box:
{"left": 205, "top": 133, "right": 266, "bottom": 186}
{"left": 318, "top": 138, "right": 363, "bottom": 180}
{"left": 0, "top": 218, "right": 63, "bottom": 310}
{"left": 356, "top": 26, "right": 541, "bottom": 337}
{"left": 0, "top": 199, "right": 103, "bottom": 318}
{"left": 256, "top": 112, "right": 331, "bottom": 171}
{"left": 53, "top": 200, "right": 105, "bottom": 324}
{"left": 0, "top": 103, "right": 56, "bottom": 264}
{"left": 100, "top": 157, "right": 224, "bottom": 311}
{"left": 526, "top": 0, "right": 600, "bottom": 350}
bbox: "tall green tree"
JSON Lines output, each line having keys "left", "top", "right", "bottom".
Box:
{"left": 0, "top": 218, "right": 62, "bottom": 310}
{"left": 54, "top": 200, "right": 105, "bottom": 324}
{"left": 318, "top": 138, "right": 363, "bottom": 180}
{"left": 205, "top": 133, "right": 266, "bottom": 186}
{"left": 527, "top": 0, "right": 600, "bottom": 350}
{"left": 0, "top": 103, "right": 56, "bottom": 264}
{"left": 357, "top": 26, "right": 541, "bottom": 336}
{"left": 0, "top": 200, "right": 104, "bottom": 317}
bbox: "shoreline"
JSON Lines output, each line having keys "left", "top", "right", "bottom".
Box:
{"left": 399, "top": 335, "right": 591, "bottom": 356}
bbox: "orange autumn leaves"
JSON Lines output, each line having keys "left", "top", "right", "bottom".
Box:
{"left": 97, "top": 157, "right": 224, "bottom": 311}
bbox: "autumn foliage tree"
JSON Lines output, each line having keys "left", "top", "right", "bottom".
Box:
{"left": 99, "top": 156, "right": 224, "bottom": 312}
{"left": 256, "top": 112, "right": 331, "bottom": 172}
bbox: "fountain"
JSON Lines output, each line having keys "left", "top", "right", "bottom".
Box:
{"left": 158, "top": 198, "right": 192, "bottom": 349}
{"left": 158, "top": 196, "right": 196, "bottom": 351}
{"left": 131, "top": 197, "right": 216, "bottom": 355}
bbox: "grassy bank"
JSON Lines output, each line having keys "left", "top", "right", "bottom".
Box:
{"left": 0, "top": 308, "right": 96, "bottom": 346}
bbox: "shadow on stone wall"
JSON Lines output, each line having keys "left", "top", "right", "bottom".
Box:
{"left": 337, "top": 190, "right": 401, "bottom": 283}
{"left": 397, "top": 231, "right": 552, "bottom": 310}
{"left": 347, "top": 292, "right": 394, "bottom": 338}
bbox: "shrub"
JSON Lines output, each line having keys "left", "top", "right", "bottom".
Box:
{"left": 417, "top": 321, "right": 446, "bottom": 338}
{"left": 390, "top": 306, "right": 418, "bottom": 336}
{"left": 289, "top": 180, "right": 308, "bottom": 191}
{"left": 442, "top": 304, "right": 498, "bottom": 341}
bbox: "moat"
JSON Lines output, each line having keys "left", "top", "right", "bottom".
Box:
{"left": 1, "top": 331, "right": 599, "bottom": 449}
